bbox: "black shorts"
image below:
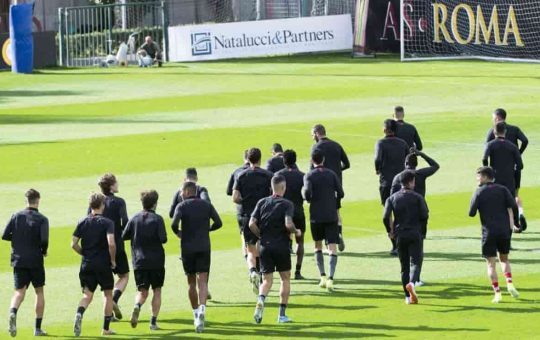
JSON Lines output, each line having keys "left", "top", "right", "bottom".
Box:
{"left": 113, "top": 249, "right": 130, "bottom": 275}
{"left": 134, "top": 269, "right": 165, "bottom": 290}
{"left": 14, "top": 267, "right": 45, "bottom": 290}
{"left": 182, "top": 251, "right": 211, "bottom": 275}
{"left": 79, "top": 266, "right": 114, "bottom": 292}
{"left": 336, "top": 198, "right": 342, "bottom": 210}
{"left": 515, "top": 170, "right": 521, "bottom": 190}
{"left": 482, "top": 234, "right": 511, "bottom": 258}
{"left": 293, "top": 213, "right": 306, "bottom": 232}
{"left": 311, "top": 222, "right": 339, "bottom": 244}
{"left": 260, "top": 244, "right": 291, "bottom": 274}
{"left": 379, "top": 186, "right": 391, "bottom": 205}
{"left": 241, "top": 215, "right": 259, "bottom": 245}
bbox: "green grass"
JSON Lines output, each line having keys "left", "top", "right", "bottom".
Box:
{"left": 1, "top": 54, "right": 539, "bottom": 339}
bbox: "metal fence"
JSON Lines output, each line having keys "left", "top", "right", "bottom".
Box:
{"left": 58, "top": 1, "right": 168, "bottom": 67}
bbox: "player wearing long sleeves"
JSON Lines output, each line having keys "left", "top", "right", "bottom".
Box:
{"left": 383, "top": 171, "right": 429, "bottom": 305}
{"left": 469, "top": 166, "right": 521, "bottom": 303}
{"left": 122, "top": 190, "right": 167, "bottom": 331}
{"left": 311, "top": 124, "right": 349, "bottom": 252}
{"left": 394, "top": 106, "right": 423, "bottom": 151}
{"left": 483, "top": 122, "right": 523, "bottom": 229}
{"left": 375, "top": 119, "right": 409, "bottom": 255}
{"left": 486, "top": 108, "right": 528, "bottom": 230}
{"left": 233, "top": 148, "right": 273, "bottom": 294}
{"left": 2, "top": 189, "right": 49, "bottom": 337}
{"left": 303, "top": 150, "right": 344, "bottom": 292}
{"left": 171, "top": 181, "right": 222, "bottom": 333}
{"left": 391, "top": 150, "right": 439, "bottom": 286}
{"left": 169, "top": 168, "right": 211, "bottom": 219}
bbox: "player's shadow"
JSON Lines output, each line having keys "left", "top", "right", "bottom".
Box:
{"left": 424, "top": 303, "right": 540, "bottom": 314}
{"left": 339, "top": 251, "right": 397, "bottom": 259}
{"left": 424, "top": 252, "right": 540, "bottom": 265}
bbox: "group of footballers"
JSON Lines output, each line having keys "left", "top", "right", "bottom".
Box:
{"left": 1, "top": 106, "right": 529, "bottom": 337}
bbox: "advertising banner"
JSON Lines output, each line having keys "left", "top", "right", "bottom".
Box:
{"left": 169, "top": 14, "right": 353, "bottom": 62}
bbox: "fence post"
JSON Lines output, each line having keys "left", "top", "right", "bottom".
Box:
{"left": 161, "top": 0, "right": 169, "bottom": 62}
{"left": 107, "top": 5, "right": 113, "bottom": 55}
{"left": 58, "top": 7, "right": 64, "bottom": 66}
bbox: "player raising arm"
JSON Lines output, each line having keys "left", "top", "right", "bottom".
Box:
{"left": 469, "top": 166, "right": 521, "bottom": 303}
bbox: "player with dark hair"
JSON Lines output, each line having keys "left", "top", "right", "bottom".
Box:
{"left": 469, "top": 166, "right": 521, "bottom": 303}
{"left": 2, "top": 189, "right": 49, "bottom": 337}
{"left": 171, "top": 181, "right": 222, "bottom": 333}
{"left": 227, "top": 150, "right": 250, "bottom": 260}
{"left": 311, "top": 124, "right": 350, "bottom": 252}
{"left": 122, "top": 190, "right": 167, "bottom": 331}
{"left": 483, "top": 122, "right": 523, "bottom": 231}
{"left": 266, "top": 143, "right": 285, "bottom": 173}
{"left": 93, "top": 173, "right": 129, "bottom": 320}
{"left": 486, "top": 109, "right": 528, "bottom": 230}
{"left": 375, "top": 119, "right": 409, "bottom": 255}
{"left": 383, "top": 171, "right": 429, "bottom": 305}
{"left": 72, "top": 193, "right": 117, "bottom": 337}
{"left": 391, "top": 149, "right": 439, "bottom": 286}
{"left": 303, "top": 150, "right": 344, "bottom": 291}
{"left": 169, "top": 168, "right": 211, "bottom": 219}
{"left": 250, "top": 175, "right": 301, "bottom": 324}
{"left": 394, "top": 106, "right": 423, "bottom": 150}
{"left": 233, "top": 148, "right": 273, "bottom": 294}
{"left": 276, "top": 150, "right": 306, "bottom": 279}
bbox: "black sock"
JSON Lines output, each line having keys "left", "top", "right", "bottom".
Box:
{"left": 250, "top": 267, "right": 257, "bottom": 274}
{"left": 112, "top": 289, "right": 122, "bottom": 304}
{"left": 35, "top": 318, "right": 43, "bottom": 330}
{"left": 136, "top": 302, "right": 142, "bottom": 309}
{"left": 76, "top": 306, "right": 86, "bottom": 316}
{"left": 279, "top": 304, "right": 287, "bottom": 317}
{"left": 151, "top": 316, "right": 157, "bottom": 326}
{"left": 103, "top": 315, "right": 112, "bottom": 331}
{"left": 255, "top": 257, "right": 260, "bottom": 272}
{"left": 9, "top": 308, "right": 17, "bottom": 315}
{"left": 295, "top": 264, "right": 302, "bottom": 273}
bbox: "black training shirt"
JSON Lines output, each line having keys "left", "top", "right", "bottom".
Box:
{"left": 171, "top": 198, "right": 222, "bottom": 254}
{"left": 122, "top": 210, "right": 167, "bottom": 270}
{"left": 396, "top": 120, "right": 423, "bottom": 150}
{"left": 486, "top": 123, "right": 528, "bottom": 154}
{"left": 73, "top": 214, "right": 115, "bottom": 270}
{"left": 275, "top": 166, "right": 305, "bottom": 216}
{"left": 87, "top": 194, "right": 128, "bottom": 251}
{"left": 391, "top": 154, "right": 440, "bottom": 197}
{"left": 252, "top": 196, "right": 294, "bottom": 246}
{"left": 483, "top": 137, "right": 523, "bottom": 187}
{"left": 375, "top": 136, "right": 409, "bottom": 187}
{"left": 266, "top": 154, "right": 285, "bottom": 173}
{"left": 233, "top": 167, "right": 273, "bottom": 216}
{"left": 311, "top": 137, "right": 350, "bottom": 182}
{"left": 2, "top": 208, "right": 49, "bottom": 269}
{"left": 469, "top": 183, "right": 517, "bottom": 237}
{"left": 383, "top": 189, "right": 429, "bottom": 234}
{"left": 303, "top": 166, "right": 344, "bottom": 223}
{"left": 227, "top": 163, "right": 249, "bottom": 215}
{"left": 169, "top": 185, "right": 210, "bottom": 218}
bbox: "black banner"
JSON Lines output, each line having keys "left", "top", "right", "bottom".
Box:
{"left": 1, "top": 31, "right": 56, "bottom": 70}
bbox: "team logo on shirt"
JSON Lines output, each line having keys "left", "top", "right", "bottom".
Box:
{"left": 191, "top": 32, "right": 212, "bottom": 56}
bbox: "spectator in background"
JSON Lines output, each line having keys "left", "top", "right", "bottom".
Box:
{"left": 137, "top": 36, "right": 162, "bottom": 67}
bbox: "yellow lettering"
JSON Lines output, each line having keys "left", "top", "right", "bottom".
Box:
{"left": 432, "top": 3, "right": 453, "bottom": 43}
{"left": 475, "top": 5, "right": 502, "bottom": 45}
{"left": 451, "top": 4, "right": 475, "bottom": 44}
{"left": 503, "top": 6, "right": 524, "bottom": 47}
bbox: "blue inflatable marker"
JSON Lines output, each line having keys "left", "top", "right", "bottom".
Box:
{"left": 9, "top": 3, "right": 34, "bottom": 74}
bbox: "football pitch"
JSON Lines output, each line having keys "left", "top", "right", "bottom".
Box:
{"left": 1, "top": 54, "right": 540, "bottom": 339}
